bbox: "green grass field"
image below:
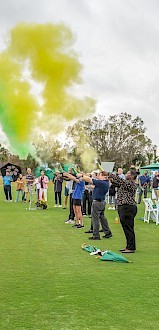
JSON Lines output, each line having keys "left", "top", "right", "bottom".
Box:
{"left": 0, "top": 183, "right": 159, "bottom": 330}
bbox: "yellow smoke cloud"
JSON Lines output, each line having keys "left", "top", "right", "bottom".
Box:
{"left": 0, "top": 23, "right": 95, "bottom": 158}
{"left": 72, "top": 131, "right": 97, "bottom": 171}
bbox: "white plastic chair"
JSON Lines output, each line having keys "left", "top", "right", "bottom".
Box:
{"left": 155, "top": 201, "right": 159, "bottom": 225}
{"left": 143, "top": 198, "right": 158, "bottom": 224}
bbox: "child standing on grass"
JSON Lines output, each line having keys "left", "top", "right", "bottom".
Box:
{"left": 15, "top": 173, "right": 25, "bottom": 202}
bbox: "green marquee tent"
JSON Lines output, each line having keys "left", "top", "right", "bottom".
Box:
{"left": 140, "top": 163, "right": 159, "bottom": 170}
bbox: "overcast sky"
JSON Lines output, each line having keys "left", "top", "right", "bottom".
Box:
{"left": 0, "top": 0, "right": 159, "bottom": 149}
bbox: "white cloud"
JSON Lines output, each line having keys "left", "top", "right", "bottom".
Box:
{"left": 0, "top": 0, "right": 159, "bottom": 151}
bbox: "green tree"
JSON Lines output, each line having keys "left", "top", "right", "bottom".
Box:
{"left": 146, "top": 151, "right": 154, "bottom": 165}
{"left": 34, "top": 136, "right": 68, "bottom": 167}
{"left": 0, "top": 144, "right": 9, "bottom": 165}
{"left": 131, "top": 153, "right": 147, "bottom": 167}
{"left": 23, "top": 154, "right": 38, "bottom": 173}
{"left": 67, "top": 113, "right": 152, "bottom": 167}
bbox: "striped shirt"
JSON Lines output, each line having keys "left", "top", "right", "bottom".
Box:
{"left": 26, "top": 174, "right": 34, "bottom": 186}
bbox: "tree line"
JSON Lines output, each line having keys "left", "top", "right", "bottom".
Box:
{"left": 0, "top": 112, "right": 157, "bottom": 172}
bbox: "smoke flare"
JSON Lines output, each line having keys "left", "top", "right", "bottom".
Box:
{"left": 0, "top": 23, "right": 95, "bottom": 158}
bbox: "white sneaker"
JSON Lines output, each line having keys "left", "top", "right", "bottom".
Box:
{"left": 54, "top": 205, "right": 58, "bottom": 207}
{"left": 58, "top": 205, "right": 62, "bottom": 207}
{"left": 65, "top": 220, "right": 75, "bottom": 224}
{"left": 108, "top": 207, "right": 112, "bottom": 210}
{"left": 5, "top": 200, "right": 9, "bottom": 202}
{"left": 10, "top": 200, "right": 13, "bottom": 202}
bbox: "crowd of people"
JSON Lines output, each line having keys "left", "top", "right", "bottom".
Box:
{"left": 2, "top": 165, "right": 159, "bottom": 254}
{"left": 137, "top": 170, "right": 159, "bottom": 202}
{"left": 2, "top": 168, "right": 48, "bottom": 203}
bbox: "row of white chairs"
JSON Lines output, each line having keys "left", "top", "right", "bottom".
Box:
{"left": 143, "top": 198, "right": 159, "bottom": 225}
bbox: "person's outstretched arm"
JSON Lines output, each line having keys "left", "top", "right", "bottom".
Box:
{"left": 63, "top": 172, "right": 80, "bottom": 183}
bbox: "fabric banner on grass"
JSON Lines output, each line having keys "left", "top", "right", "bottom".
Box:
{"left": 82, "top": 244, "right": 129, "bottom": 263}
{"left": 82, "top": 243, "right": 98, "bottom": 253}
{"left": 100, "top": 251, "right": 129, "bottom": 263}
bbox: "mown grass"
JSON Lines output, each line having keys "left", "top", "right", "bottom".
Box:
{"left": 0, "top": 183, "right": 159, "bottom": 330}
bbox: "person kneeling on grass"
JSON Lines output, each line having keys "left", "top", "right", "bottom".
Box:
{"left": 63, "top": 172, "right": 85, "bottom": 228}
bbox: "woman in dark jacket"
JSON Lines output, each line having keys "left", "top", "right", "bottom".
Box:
{"left": 53, "top": 172, "right": 63, "bottom": 207}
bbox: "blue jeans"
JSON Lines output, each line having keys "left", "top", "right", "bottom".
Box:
{"left": 16, "top": 190, "right": 25, "bottom": 202}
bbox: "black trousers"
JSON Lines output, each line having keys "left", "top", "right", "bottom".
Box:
{"left": 82, "top": 190, "right": 91, "bottom": 215}
{"left": 138, "top": 186, "right": 147, "bottom": 204}
{"left": 118, "top": 204, "right": 137, "bottom": 250}
{"left": 4, "top": 185, "right": 12, "bottom": 201}
{"left": 55, "top": 191, "right": 62, "bottom": 205}
{"left": 89, "top": 193, "right": 93, "bottom": 230}
{"left": 68, "top": 193, "right": 75, "bottom": 220}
